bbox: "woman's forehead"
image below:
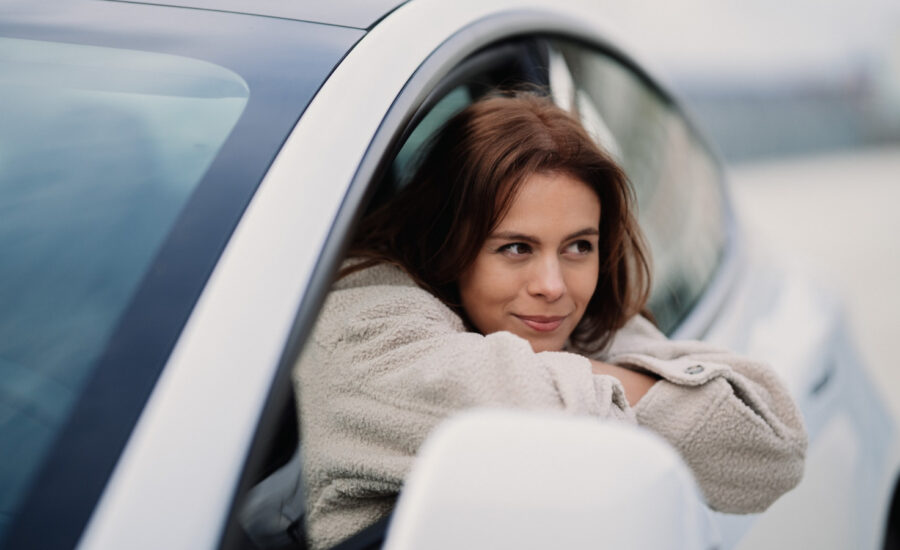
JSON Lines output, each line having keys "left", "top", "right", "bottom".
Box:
{"left": 492, "top": 171, "right": 600, "bottom": 235}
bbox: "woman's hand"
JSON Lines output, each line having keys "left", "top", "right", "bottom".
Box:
{"left": 589, "top": 359, "right": 659, "bottom": 406}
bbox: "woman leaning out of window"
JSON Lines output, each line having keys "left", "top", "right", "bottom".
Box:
{"left": 293, "top": 90, "right": 807, "bottom": 550}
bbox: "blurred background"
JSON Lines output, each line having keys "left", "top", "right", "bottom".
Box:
{"left": 620, "top": 0, "right": 900, "bottom": 415}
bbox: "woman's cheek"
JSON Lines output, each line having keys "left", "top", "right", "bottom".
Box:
{"left": 573, "top": 263, "right": 600, "bottom": 307}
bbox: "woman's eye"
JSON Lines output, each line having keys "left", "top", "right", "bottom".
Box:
{"left": 498, "top": 242, "right": 532, "bottom": 256}
{"left": 565, "top": 240, "right": 594, "bottom": 255}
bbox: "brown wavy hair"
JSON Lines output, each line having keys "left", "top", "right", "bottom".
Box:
{"left": 344, "top": 90, "right": 651, "bottom": 353}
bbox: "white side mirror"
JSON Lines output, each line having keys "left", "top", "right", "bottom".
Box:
{"left": 384, "top": 410, "right": 720, "bottom": 550}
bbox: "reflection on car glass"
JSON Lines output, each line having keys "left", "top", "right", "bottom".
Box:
{"left": 0, "top": 37, "right": 249, "bottom": 540}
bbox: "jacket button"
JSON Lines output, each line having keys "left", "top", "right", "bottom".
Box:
{"left": 685, "top": 364, "right": 705, "bottom": 375}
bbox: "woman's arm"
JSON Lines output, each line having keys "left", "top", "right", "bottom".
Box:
{"left": 602, "top": 315, "right": 808, "bottom": 514}
{"left": 302, "top": 264, "right": 805, "bottom": 538}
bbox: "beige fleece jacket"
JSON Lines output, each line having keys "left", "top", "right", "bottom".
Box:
{"left": 293, "top": 262, "right": 807, "bottom": 550}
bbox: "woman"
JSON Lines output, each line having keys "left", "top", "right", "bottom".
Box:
{"left": 294, "top": 91, "right": 807, "bottom": 550}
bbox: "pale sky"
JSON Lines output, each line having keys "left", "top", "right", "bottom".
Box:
{"left": 607, "top": 0, "right": 900, "bottom": 86}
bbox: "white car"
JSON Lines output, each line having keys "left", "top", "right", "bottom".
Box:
{"left": 1, "top": 0, "right": 897, "bottom": 549}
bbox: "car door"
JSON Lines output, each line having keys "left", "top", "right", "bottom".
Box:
{"left": 215, "top": 10, "right": 738, "bottom": 550}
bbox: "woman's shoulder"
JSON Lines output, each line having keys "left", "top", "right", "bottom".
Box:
{"left": 316, "top": 259, "right": 466, "bottom": 336}
{"left": 333, "top": 258, "right": 420, "bottom": 291}
{"left": 597, "top": 315, "right": 667, "bottom": 358}
{"left": 605, "top": 315, "right": 729, "bottom": 359}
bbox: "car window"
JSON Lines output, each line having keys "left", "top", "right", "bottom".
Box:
{"left": 391, "top": 85, "right": 473, "bottom": 182}
{"left": 231, "top": 31, "right": 726, "bottom": 549}
{"left": 546, "top": 38, "right": 727, "bottom": 334}
{"left": 0, "top": 37, "right": 248, "bottom": 537}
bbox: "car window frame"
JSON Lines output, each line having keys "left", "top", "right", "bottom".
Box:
{"left": 217, "top": 35, "right": 551, "bottom": 550}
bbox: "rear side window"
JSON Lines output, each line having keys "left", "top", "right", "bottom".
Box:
{"left": 546, "top": 38, "right": 727, "bottom": 333}
{"left": 0, "top": 37, "right": 248, "bottom": 536}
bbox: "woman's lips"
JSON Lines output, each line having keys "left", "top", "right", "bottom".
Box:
{"left": 515, "top": 314, "right": 566, "bottom": 332}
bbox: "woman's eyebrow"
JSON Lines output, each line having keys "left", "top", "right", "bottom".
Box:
{"left": 564, "top": 228, "right": 600, "bottom": 240}
{"left": 489, "top": 231, "right": 540, "bottom": 244}
{"left": 489, "top": 227, "right": 599, "bottom": 243}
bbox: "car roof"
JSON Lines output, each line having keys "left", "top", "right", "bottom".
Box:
{"left": 104, "top": 0, "right": 409, "bottom": 29}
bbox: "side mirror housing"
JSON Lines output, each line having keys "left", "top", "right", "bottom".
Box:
{"left": 384, "top": 409, "right": 720, "bottom": 550}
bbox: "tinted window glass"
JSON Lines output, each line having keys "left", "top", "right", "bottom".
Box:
{"left": 547, "top": 39, "right": 726, "bottom": 333}
{"left": 392, "top": 85, "right": 473, "bottom": 181}
{"left": 0, "top": 37, "right": 248, "bottom": 535}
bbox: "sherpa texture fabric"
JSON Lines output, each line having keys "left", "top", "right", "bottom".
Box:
{"left": 293, "top": 262, "right": 807, "bottom": 550}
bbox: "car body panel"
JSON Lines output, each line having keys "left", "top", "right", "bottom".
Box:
{"left": 700, "top": 232, "right": 898, "bottom": 549}
{"left": 105, "top": 0, "right": 409, "bottom": 29}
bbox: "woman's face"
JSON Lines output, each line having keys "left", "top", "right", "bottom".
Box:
{"left": 458, "top": 171, "right": 601, "bottom": 353}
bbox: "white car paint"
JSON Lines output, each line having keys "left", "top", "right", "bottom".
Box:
{"left": 384, "top": 410, "right": 719, "bottom": 550}
{"left": 697, "top": 222, "right": 897, "bottom": 549}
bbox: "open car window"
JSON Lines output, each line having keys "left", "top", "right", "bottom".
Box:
{"left": 229, "top": 32, "right": 730, "bottom": 550}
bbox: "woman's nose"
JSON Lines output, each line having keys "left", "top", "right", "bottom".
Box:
{"left": 527, "top": 257, "right": 566, "bottom": 301}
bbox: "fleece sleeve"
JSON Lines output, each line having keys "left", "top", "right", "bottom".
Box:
{"left": 605, "top": 316, "right": 808, "bottom": 513}
{"left": 308, "top": 279, "right": 633, "bottom": 432}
